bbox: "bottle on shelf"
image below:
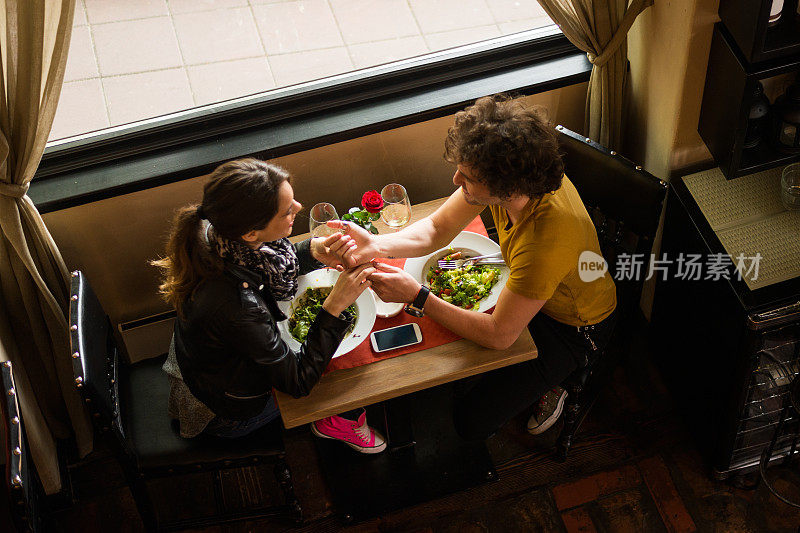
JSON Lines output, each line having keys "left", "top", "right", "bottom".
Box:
{"left": 744, "top": 81, "right": 771, "bottom": 149}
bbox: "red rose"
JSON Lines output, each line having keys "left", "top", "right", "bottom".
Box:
{"left": 361, "top": 190, "right": 384, "bottom": 213}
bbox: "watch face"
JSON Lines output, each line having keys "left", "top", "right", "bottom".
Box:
{"left": 404, "top": 305, "right": 423, "bottom": 317}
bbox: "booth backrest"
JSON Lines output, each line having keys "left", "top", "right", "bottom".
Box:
{"left": 1, "top": 362, "right": 44, "bottom": 532}
{"left": 68, "top": 271, "right": 126, "bottom": 443}
{"left": 556, "top": 126, "right": 669, "bottom": 312}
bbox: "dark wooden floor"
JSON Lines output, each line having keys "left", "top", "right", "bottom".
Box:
{"left": 49, "top": 327, "right": 800, "bottom": 532}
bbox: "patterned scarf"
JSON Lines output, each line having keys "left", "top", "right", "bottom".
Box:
{"left": 207, "top": 225, "right": 300, "bottom": 301}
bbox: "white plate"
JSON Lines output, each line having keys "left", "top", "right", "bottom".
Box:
{"left": 403, "top": 231, "right": 509, "bottom": 312}
{"left": 371, "top": 289, "right": 405, "bottom": 318}
{"left": 277, "top": 269, "right": 376, "bottom": 358}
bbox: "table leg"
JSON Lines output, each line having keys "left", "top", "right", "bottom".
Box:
{"left": 312, "top": 383, "right": 497, "bottom": 522}
{"left": 384, "top": 396, "right": 416, "bottom": 452}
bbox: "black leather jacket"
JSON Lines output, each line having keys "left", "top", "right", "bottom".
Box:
{"left": 173, "top": 239, "right": 352, "bottom": 420}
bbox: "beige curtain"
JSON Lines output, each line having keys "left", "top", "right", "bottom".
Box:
{"left": 536, "top": 0, "right": 653, "bottom": 148}
{"left": 0, "top": 0, "right": 92, "bottom": 494}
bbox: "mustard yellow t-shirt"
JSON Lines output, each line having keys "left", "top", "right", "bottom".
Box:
{"left": 489, "top": 175, "right": 616, "bottom": 326}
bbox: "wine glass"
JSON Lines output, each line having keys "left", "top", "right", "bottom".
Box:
{"left": 781, "top": 163, "right": 800, "bottom": 211}
{"left": 380, "top": 183, "right": 412, "bottom": 228}
{"left": 309, "top": 202, "right": 341, "bottom": 238}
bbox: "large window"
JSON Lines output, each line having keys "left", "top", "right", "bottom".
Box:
{"left": 52, "top": 0, "right": 553, "bottom": 142}
{"left": 34, "top": 1, "right": 588, "bottom": 214}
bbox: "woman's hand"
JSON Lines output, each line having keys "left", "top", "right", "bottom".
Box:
{"left": 367, "top": 262, "right": 421, "bottom": 303}
{"left": 310, "top": 233, "right": 357, "bottom": 271}
{"left": 322, "top": 263, "right": 376, "bottom": 316}
{"left": 326, "top": 220, "right": 382, "bottom": 267}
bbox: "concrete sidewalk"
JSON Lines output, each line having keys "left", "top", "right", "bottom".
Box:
{"left": 51, "top": 0, "right": 552, "bottom": 141}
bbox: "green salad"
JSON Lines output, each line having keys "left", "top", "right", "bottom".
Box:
{"left": 288, "top": 287, "right": 357, "bottom": 343}
{"left": 426, "top": 252, "right": 501, "bottom": 310}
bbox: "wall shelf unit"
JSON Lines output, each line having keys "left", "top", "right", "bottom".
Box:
{"left": 720, "top": 0, "right": 800, "bottom": 63}
{"left": 698, "top": 24, "right": 800, "bottom": 179}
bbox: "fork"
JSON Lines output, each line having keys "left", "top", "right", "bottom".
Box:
{"left": 437, "top": 252, "right": 503, "bottom": 269}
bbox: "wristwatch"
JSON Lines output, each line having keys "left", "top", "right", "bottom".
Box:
{"left": 404, "top": 286, "right": 430, "bottom": 317}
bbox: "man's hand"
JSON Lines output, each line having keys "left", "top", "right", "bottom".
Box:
{"left": 326, "top": 220, "right": 382, "bottom": 267}
{"left": 367, "top": 262, "right": 421, "bottom": 303}
{"left": 310, "top": 233, "right": 357, "bottom": 271}
{"left": 322, "top": 263, "right": 376, "bottom": 316}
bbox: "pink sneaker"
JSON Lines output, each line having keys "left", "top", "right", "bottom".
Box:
{"left": 311, "top": 411, "right": 387, "bottom": 454}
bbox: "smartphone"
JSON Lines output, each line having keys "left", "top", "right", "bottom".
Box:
{"left": 370, "top": 323, "right": 422, "bottom": 352}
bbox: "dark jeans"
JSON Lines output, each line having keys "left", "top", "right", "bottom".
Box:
{"left": 204, "top": 394, "right": 281, "bottom": 438}
{"left": 453, "top": 309, "right": 617, "bottom": 441}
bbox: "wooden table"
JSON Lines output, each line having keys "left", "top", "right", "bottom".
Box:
{"left": 276, "top": 197, "right": 538, "bottom": 428}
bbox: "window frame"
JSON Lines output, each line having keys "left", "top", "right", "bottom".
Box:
{"left": 32, "top": 26, "right": 591, "bottom": 213}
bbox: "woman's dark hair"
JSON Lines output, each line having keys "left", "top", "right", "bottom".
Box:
{"left": 444, "top": 94, "right": 564, "bottom": 200}
{"left": 151, "top": 158, "right": 291, "bottom": 316}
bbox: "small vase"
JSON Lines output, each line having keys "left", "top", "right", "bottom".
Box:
{"left": 771, "top": 82, "right": 800, "bottom": 154}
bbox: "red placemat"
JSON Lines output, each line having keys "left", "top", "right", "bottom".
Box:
{"left": 325, "top": 216, "right": 490, "bottom": 373}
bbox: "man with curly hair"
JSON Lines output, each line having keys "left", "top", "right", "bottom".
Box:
{"left": 330, "top": 95, "right": 617, "bottom": 440}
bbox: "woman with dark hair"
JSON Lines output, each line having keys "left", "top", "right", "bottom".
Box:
{"left": 152, "top": 158, "right": 386, "bottom": 453}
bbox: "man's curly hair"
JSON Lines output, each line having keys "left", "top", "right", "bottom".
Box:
{"left": 444, "top": 95, "right": 564, "bottom": 200}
